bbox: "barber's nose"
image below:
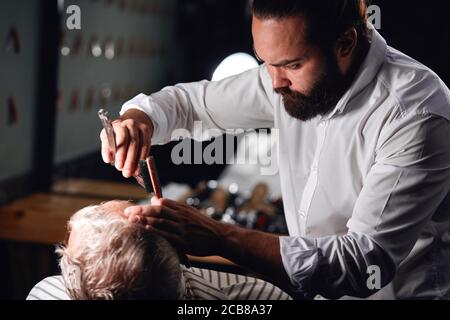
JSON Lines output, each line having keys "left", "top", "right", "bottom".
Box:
{"left": 271, "top": 67, "right": 291, "bottom": 90}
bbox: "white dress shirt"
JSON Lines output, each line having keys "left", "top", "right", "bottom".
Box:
{"left": 121, "top": 27, "right": 450, "bottom": 300}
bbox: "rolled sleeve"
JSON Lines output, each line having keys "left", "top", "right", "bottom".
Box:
{"left": 120, "top": 65, "right": 275, "bottom": 145}
{"left": 279, "top": 236, "right": 320, "bottom": 299}
{"left": 280, "top": 232, "right": 395, "bottom": 299}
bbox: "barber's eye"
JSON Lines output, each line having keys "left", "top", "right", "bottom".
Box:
{"left": 286, "top": 63, "right": 301, "bottom": 70}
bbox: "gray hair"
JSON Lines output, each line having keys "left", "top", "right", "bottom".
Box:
{"left": 56, "top": 204, "right": 182, "bottom": 299}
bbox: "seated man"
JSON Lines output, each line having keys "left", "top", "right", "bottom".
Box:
{"left": 27, "top": 201, "right": 292, "bottom": 300}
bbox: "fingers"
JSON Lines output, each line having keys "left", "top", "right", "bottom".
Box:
{"left": 132, "top": 125, "right": 151, "bottom": 176}
{"left": 144, "top": 217, "right": 182, "bottom": 234}
{"left": 122, "top": 123, "right": 140, "bottom": 178}
{"left": 126, "top": 206, "right": 184, "bottom": 250}
{"left": 125, "top": 204, "right": 180, "bottom": 222}
{"left": 112, "top": 122, "right": 129, "bottom": 171}
{"left": 139, "top": 127, "right": 150, "bottom": 160}
{"left": 128, "top": 210, "right": 180, "bottom": 233}
{"left": 99, "top": 113, "right": 153, "bottom": 178}
{"left": 100, "top": 129, "right": 112, "bottom": 164}
{"left": 128, "top": 214, "right": 146, "bottom": 225}
{"left": 151, "top": 197, "right": 186, "bottom": 211}
{"left": 113, "top": 120, "right": 148, "bottom": 178}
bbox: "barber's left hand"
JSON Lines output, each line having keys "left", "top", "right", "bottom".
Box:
{"left": 124, "top": 197, "right": 229, "bottom": 257}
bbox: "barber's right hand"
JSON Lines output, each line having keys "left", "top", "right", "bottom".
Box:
{"left": 100, "top": 109, "right": 154, "bottom": 178}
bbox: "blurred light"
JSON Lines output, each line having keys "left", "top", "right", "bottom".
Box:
{"left": 101, "top": 86, "right": 112, "bottom": 99}
{"left": 207, "top": 180, "right": 218, "bottom": 189}
{"left": 221, "top": 212, "right": 236, "bottom": 225}
{"left": 61, "top": 46, "right": 70, "bottom": 56}
{"left": 91, "top": 43, "right": 102, "bottom": 57}
{"left": 105, "top": 41, "right": 115, "bottom": 60}
{"left": 186, "top": 198, "right": 195, "bottom": 206}
{"left": 212, "top": 53, "right": 259, "bottom": 81}
{"left": 228, "top": 183, "right": 239, "bottom": 194}
{"left": 206, "top": 207, "right": 216, "bottom": 217}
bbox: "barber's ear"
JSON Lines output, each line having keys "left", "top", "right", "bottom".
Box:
{"left": 335, "top": 28, "right": 358, "bottom": 58}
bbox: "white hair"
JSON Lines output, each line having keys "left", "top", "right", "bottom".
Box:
{"left": 56, "top": 204, "right": 182, "bottom": 299}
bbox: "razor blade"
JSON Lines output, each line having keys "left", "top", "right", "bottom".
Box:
{"left": 136, "top": 156, "right": 163, "bottom": 199}
{"left": 98, "top": 109, "right": 117, "bottom": 165}
{"left": 146, "top": 156, "right": 163, "bottom": 199}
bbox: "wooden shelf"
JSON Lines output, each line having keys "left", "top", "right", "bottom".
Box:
{"left": 0, "top": 180, "right": 251, "bottom": 280}
{"left": 52, "top": 178, "right": 148, "bottom": 201}
{"left": 0, "top": 193, "right": 97, "bottom": 244}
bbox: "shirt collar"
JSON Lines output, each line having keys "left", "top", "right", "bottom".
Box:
{"left": 322, "top": 24, "right": 387, "bottom": 121}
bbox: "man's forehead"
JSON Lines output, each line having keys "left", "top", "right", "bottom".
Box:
{"left": 252, "top": 16, "right": 310, "bottom": 64}
{"left": 252, "top": 15, "right": 309, "bottom": 43}
{"left": 100, "top": 200, "right": 133, "bottom": 213}
{"left": 68, "top": 201, "right": 133, "bottom": 249}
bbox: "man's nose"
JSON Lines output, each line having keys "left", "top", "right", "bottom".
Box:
{"left": 271, "top": 67, "right": 291, "bottom": 90}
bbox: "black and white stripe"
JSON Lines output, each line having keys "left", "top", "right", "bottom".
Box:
{"left": 26, "top": 267, "right": 292, "bottom": 300}
{"left": 183, "top": 267, "right": 292, "bottom": 300}
{"left": 26, "top": 276, "right": 70, "bottom": 300}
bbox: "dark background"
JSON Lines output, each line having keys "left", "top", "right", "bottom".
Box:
{"left": 53, "top": 0, "right": 450, "bottom": 190}
{"left": 0, "top": 0, "right": 448, "bottom": 300}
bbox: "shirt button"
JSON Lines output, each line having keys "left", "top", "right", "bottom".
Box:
{"left": 299, "top": 211, "right": 306, "bottom": 218}
{"left": 311, "top": 165, "right": 318, "bottom": 173}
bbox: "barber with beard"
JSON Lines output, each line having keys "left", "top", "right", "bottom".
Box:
{"left": 100, "top": 0, "right": 450, "bottom": 300}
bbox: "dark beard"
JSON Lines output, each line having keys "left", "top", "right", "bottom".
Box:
{"left": 275, "top": 52, "right": 351, "bottom": 122}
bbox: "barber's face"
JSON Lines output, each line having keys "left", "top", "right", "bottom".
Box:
{"left": 252, "top": 16, "right": 349, "bottom": 121}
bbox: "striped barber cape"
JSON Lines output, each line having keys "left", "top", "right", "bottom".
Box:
{"left": 26, "top": 266, "right": 292, "bottom": 300}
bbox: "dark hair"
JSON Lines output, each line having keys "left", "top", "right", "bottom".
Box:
{"left": 252, "top": 0, "right": 370, "bottom": 50}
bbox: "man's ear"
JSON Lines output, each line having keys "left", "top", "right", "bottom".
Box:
{"left": 335, "top": 27, "right": 358, "bottom": 58}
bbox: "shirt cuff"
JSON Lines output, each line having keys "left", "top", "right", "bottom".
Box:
{"left": 120, "top": 93, "right": 165, "bottom": 145}
{"left": 279, "top": 236, "right": 321, "bottom": 298}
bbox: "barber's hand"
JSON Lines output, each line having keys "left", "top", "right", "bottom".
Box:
{"left": 125, "top": 197, "right": 228, "bottom": 257}
{"left": 100, "top": 109, "right": 154, "bottom": 178}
